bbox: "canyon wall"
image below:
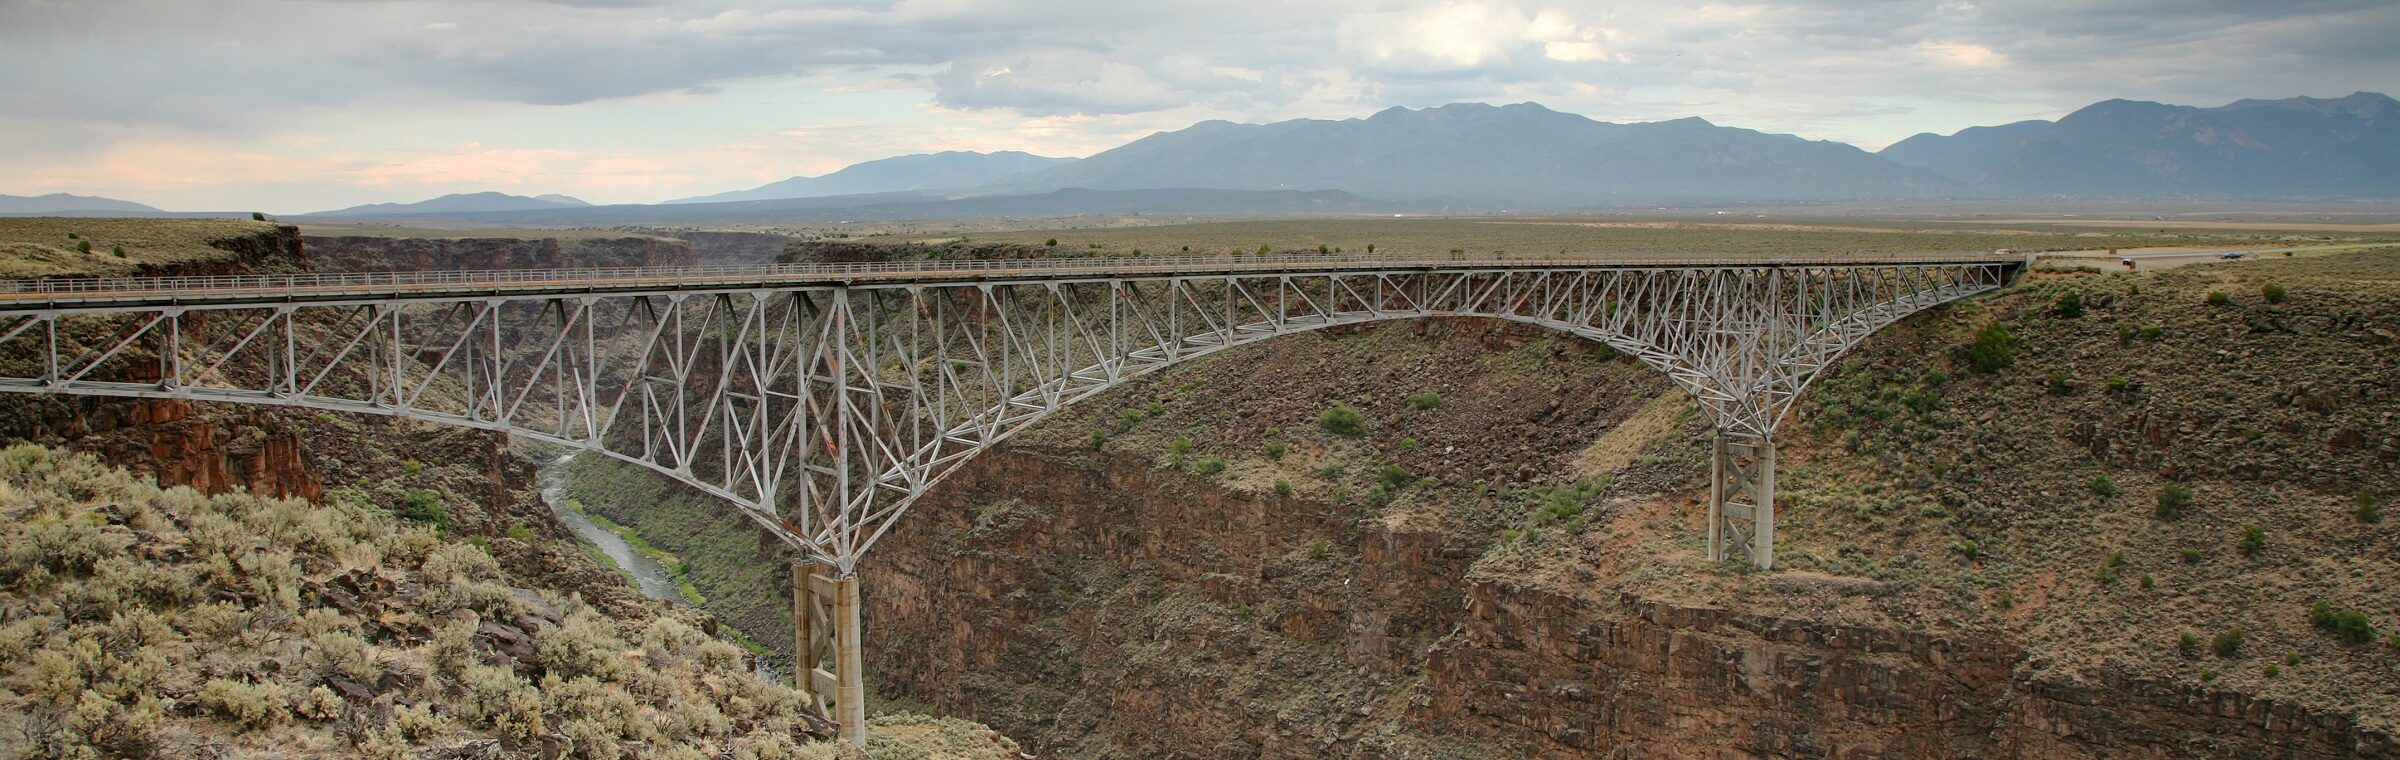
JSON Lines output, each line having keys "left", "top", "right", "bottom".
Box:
{"left": 301, "top": 234, "right": 696, "bottom": 272}
{"left": 870, "top": 445, "right": 2395, "bottom": 759}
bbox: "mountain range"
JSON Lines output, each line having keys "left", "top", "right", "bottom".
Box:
{"left": 667, "top": 151, "right": 1071, "bottom": 204}
{"left": 0, "top": 193, "right": 163, "bottom": 215}
{"left": 1880, "top": 91, "right": 2398, "bottom": 199}
{"left": 20, "top": 91, "right": 2394, "bottom": 223}
{"left": 313, "top": 191, "right": 591, "bottom": 217}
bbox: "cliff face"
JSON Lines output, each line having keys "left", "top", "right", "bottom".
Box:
{"left": 873, "top": 446, "right": 2391, "bottom": 759}
{"left": 301, "top": 234, "right": 697, "bottom": 271}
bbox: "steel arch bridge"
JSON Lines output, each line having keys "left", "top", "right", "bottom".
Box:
{"left": 0, "top": 251, "right": 2024, "bottom": 744}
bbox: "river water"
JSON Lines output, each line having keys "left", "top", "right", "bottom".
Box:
{"left": 539, "top": 452, "right": 784, "bottom": 682}
{"left": 539, "top": 453, "right": 685, "bottom": 602}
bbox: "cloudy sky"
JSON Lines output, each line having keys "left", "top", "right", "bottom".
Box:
{"left": 3, "top": 0, "right": 2393, "bottom": 212}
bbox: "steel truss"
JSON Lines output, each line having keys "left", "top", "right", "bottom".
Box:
{"left": 0, "top": 255, "right": 2018, "bottom": 744}
{"left": 0, "top": 258, "right": 2013, "bottom": 573}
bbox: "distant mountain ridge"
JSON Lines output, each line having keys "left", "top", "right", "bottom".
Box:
{"left": 667, "top": 150, "right": 1073, "bottom": 204}
{"left": 0, "top": 193, "right": 162, "bottom": 215}
{"left": 998, "top": 102, "right": 1958, "bottom": 205}
{"left": 1880, "top": 91, "right": 2400, "bottom": 198}
{"left": 306, "top": 191, "right": 591, "bottom": 217}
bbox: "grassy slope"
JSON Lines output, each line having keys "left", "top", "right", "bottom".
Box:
{"left": 0, "top": 444, "right": 846, "bottom": 759}
{"left": 0, "top": 218, "right": 288, "bottom": 278}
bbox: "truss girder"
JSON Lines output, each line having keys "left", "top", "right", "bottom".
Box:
{"left": 0, "top": 262, "right": 2008, "bottom": 571}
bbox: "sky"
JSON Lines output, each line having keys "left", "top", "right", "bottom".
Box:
{"left": 2, "top": 0, "right": 2394, "bottom": 213}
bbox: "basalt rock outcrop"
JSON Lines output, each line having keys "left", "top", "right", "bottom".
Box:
{"left": 301, "top": 234, "right": 696, "bottom": 272}
{"left": 869, "top": 443, "right": 2395, "bottom": 759}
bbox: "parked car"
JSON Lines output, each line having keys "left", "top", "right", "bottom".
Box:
{"left": 2221, "top": 251, "right": 2247, "bottom": 260}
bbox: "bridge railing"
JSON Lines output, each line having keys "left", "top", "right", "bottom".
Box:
{"left": 0, "top": 250, "right": 2023, "bottom": 304}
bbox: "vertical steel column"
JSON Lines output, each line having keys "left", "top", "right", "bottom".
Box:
{"left": 833, "top": 572, "right": 866, "bottom": 748}
{"left": 793, "top": 560, "right": 867, "bottom": 748}
{"left": 1707, "top": 430, "right": 1776, "bottom": 569}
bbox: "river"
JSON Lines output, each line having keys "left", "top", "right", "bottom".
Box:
{"left": 539, "top": 452, "right": 784, "bottom": 682}
{"left": 539, "top": 453, "right": 685, "bottom": 602}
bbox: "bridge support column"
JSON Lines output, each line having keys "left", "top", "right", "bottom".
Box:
{"left": 1708, "top": 431, "right": 1776, "bottom": 570}
{"left": 793, "top": 562, "right": 868, "bottom": 748}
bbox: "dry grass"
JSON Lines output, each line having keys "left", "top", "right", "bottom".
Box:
{"left": 0, "top": 218, "right": 289, "bottom": 278}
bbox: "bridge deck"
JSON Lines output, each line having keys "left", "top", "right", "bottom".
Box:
{"left": 0, "top": 251, "right": 2025, "bottom": 310}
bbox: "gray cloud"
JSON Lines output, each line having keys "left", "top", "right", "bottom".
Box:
{"left": 1, "top": 0, "right": 2393, "bottom": 146}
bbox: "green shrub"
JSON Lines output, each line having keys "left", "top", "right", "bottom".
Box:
{"left": 2139, "top": 574, "right": 2155, "bottom": 589}
{"left": 1374, "top": 464, "right": 1413, "bottom": 491}
{"left": 75, "top": 240, "right": 92, "bottom": 254}
{"left": 1316, "top": 464, "right": 1346, "bottom": 479}
{"left": 2237, "top": 524, "right": 2265, "bottom": 558}
{"left": 1317, "top": 404, "right": 1367, "bottom": 437}
{"left": 1317, "top": 244, "right": 1330, "bottom": 254}
{"left": 2357, "top": 488, "right": 2383, "bottom": 523}
{"left": 2212, "top": 627, "right": 2245, "bottom": 658}
{"left": 2096, "top": 550, "right": 2124, "bottom": 584}
{"left": 506, "top": 523, "right": 535, "bottom": 542}
{"left": 1044, "top": 238, "right": 1057, "bottom": 247}
{"left": 111, "top": 245, "right": 125, "bottom": 258}
{"left": 1257, "top": 244, "right": 1272, "bottom": 255}
{"left": 2206, "top": 291, "right": 2232, "bottom": 306}
{"left": 1193, "top": 456, "right": 1226, "bottom": 477}
{"left": 2105, "top": 375, "right": 2130, "bottom": 394}
{"left": 1113, "top": 408, "right": 1144, "bottom": 434}
{"left": 2264, "top": 664, "right": 2280, "bottom": 678}
{"left": 397, "top": 489, "right": 450, "bottom": 533}
{"left": 1966, "top": 322, "right": 2014, "bottom": 373}
{"left": 2309, "top": 602, "right": 2378, "bottom": 644}
{"left": 2046, "top": 371, "right": 2073, "bottom": 395}
{"left": 200, "top": 678, "right": 290, "bottom": 728}
{"left": 1366, "top": 244, "right": 1376, "bottom": 253}
{"left": 1263, "top": 441, "right": 1286, "bottom": 460}
{"left": 250, "top": 212, "right": 266, "bottom": 221}
{"left": 2155, "top": 483, "right": 2194, "bottom": 520}
{"left": 2140, "top": 324, "right": 2164, "bottom": 340}
{"left": 2089, "top": 475, "right": 2118, "bottom": 499}
{"left": 2199, "top": 669, "right": 2217, "bottom": 682}
{"left": 2055, "top": 291, "right": 2085, "bottom": 318}
{"left": 1405, "top": 391, "right": 1444, "bottom": 410}
{"left": 1273, "top": 480, "right": 1293, "bottom": 497}
{"left": 2261, "top": 282, "right": 2287, "bottom": 304}
{"left": 1397, "top": 437, "right": 1418, "bottom": 449}
{"left": 2177, "top": 632, "right": 2200, "bottom": 658}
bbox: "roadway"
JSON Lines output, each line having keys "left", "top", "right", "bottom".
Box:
{"left": 0, "top": 251, "right": 2027, "bottom": 311}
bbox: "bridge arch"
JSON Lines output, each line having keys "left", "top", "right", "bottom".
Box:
{"left": 0, "top": 253, "right": 2022, "bottom": 744}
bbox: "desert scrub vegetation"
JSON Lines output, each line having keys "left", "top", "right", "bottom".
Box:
{"left": 0, "top": 444, "right": 858, "bottom": 759}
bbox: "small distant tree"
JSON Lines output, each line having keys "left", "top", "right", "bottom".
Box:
{"left": 2155, "top": 483, "right": 2195, "bottom": 520}
{"left": 2213, "top": 627, "right": 2246, "bottom": 658}
{"left": 1317, "top": 244, "right": 1330, "bottom": 254}
{"left": 75, "top": 240, "right": 91, "bottom": 254}
{"left": 2237, "top": 524, "right": 2265, "bottom": 558}
{"left": 1257, "top": 244, "right": 1272, "bottom": 255}
{"left": 1317, "top": 404, "right": 1367, "bottom": 437}
{"left": 1045, "top": 238, "right": 1058, "bottom": 247}
{"left": 1366, "top": 244, "right": 1376, "bottom": 253}
{"left": 1966, "top": 322, "right": 2015, "bottom": 373}
{"left": 2261, "top": 282, "right": 2288, "bottom": 304}
{"left": 2310, "top": 602, "right": 2378, "bottom": 644}
{"left": 2055, "top": 291, "right": 2086, "bottom": 318}
{"left": 111, "top": 245, "right": 125, "bottom": 258}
